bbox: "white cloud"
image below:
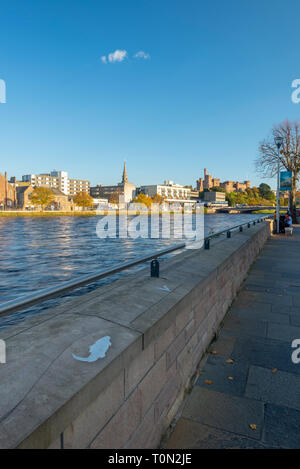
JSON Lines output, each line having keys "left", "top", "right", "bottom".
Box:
{"left": 108, "top": 49, "right": 128, "bottom": 63}
{"left": 134, "top": 51, "right": 150, "bottom": 60}
{"left": 100, "top": 56, "right": 107, "bottom": 64}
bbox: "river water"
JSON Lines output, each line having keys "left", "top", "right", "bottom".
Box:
{"left": 0, "top": 213, "right": 261, "bottom": 328}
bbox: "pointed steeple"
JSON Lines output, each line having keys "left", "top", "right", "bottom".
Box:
{"left": 122, "top": 161, "right": 128, "bottom": 184}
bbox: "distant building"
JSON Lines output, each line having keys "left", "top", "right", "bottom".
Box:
{"left": 196, "top": 168, "right": 250, "bottom": 193}
{"left": 190, "top": 190, "right": 201, "bottom": 201}
{"left": 140, "top": 181, "right": 191, "bottom": 201}
{"left": 204, "top": 191, "right": 226, "bottom": 202}
{"left": 0, "top": 171, "right": 16, "bottom": 209}
{"left": 90, "top": 163, "right": 136, "bottom": 203}
{"left": 22, "top": 170, "right": 90, "bottom": 196}
{"left": 48, "top": 188, "right": 74, "bottom": 211}
{"left": 16, "top": 185, "right": 34, "bottom": 209}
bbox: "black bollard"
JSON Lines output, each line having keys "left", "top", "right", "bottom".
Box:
{"left": 205, "top": 239, "right": 210, "bottom": 250}
{"left": 227, "top": 231, "right": 231, "bottom": 238}
{"left": 151, "top": 259, "right": 159, "bottom": 278}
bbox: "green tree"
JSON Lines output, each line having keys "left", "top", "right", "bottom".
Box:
{"left": 30, "top": 187, "right": 54, "bottom": 211}
{"left": 73, "top": 191, "right": 94, "bottom": 209}
{"left": 259, "top": 183, "right": 275, "bottom": 202}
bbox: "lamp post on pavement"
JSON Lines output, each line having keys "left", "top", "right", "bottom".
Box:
{"left": 274, "top": 136, "right": 284, "bottom": 234}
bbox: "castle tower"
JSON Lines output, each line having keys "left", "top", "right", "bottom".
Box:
{"left": 122, "top": 162, "right": 128, "bottom": 184}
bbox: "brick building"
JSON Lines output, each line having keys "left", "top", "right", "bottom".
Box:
{"left": 0, "top": 171, "right": 16, "bottom": 209}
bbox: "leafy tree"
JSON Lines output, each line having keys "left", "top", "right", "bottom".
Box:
{"left": 152, "top": 194, "right": 165, "bottom": 204}
{"left": 30, "top": 187, "right": 54, "bottom": 211}
{"left": 211, "top": 186, "right": 226, "bottom": 192}
{"left": 73, "top": 191, "right": 94, "bottom": 208}
{"left": 256, "top": 120, "right": 300, "bottom": 222}
{"left": 132, "top": 193, "right": 152, "bottom": 208}
{"left": 259, "top": 183, "right": 275, "bottom": 201}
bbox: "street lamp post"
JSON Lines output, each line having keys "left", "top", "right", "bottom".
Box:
{"left": 274, "top": 136, "right": 284, "bottom": 234}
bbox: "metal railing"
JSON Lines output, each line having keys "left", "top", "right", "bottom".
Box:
{"left": 0, "top": 215, "right": 272, "bottom": 316}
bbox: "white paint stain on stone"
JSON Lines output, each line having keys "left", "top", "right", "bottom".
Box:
{"left": 157, "top": 285, "right": 170, "bottom": 292}
{"left": 73, "top": 336, "right": 111, "bottom": 363}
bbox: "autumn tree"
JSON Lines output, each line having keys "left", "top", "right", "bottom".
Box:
{"left": 256, "top": 120, "right": 300, "bottom": 222}
{"left": 30, "top": 187, "right": 54, "bottom": 211}
{"left": 132, "top": 193, "right": 152, "bottom": 208}
{"left": 73, "top": 191, "right": 94, "bottom": 209}
{"left": 152, "top": 193, "right": 165, "bottom": 204}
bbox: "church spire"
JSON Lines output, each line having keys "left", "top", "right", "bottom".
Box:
{"left": 122, "top": 161, "right": 128, "bottom": 183}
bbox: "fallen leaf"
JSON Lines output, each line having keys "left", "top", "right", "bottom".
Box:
{"left": 272, "top": 368, "right": 278, "bottom": 374}
{"left": 228, "top": 376, "right": 234, "bottom": 381}
{"left": 249, "top": 424, "right": 257, "bottom": 430}
{"left": 211, "top": 350, "right": 218, "bottom": 355}
{"left": 226, "top": 359, "right": 235, "bottom": 364}
{"left": 205, "top": 380, "right": 213, "bottom": 385}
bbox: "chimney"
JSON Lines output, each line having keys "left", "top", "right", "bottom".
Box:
{"left": 204, "top": 168, "right": 207, "bottom": 178}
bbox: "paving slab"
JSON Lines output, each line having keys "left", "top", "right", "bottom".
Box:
{"left": 221, "top": 315, "right": 267, "bottom": 339}
{"left": 182, "top": 387, "right": 264, "bottom": 439}
{"left": 263, "top": 403, "right": 300, "bottom": 449}
{"left": 166, "top": 418, "right": 272, "bottom": 449}
{"left": 245, "top": 366, "right": 300, "bottom": 410}
{"left": 267, "top": 323, "right": 300, "bottom": 342}
{"left": 230, "top": 336, "right": 300, "bottom": 375}
{"left": 195, "top": 355, "right": 249, "bottom": 397}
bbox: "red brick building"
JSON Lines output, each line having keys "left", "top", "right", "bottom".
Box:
{"left": 0, "top": 172, "right": 16, "bottom": 209}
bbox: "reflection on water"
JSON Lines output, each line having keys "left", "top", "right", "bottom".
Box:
{"left": 0, "top": 213, "right": 261, "bottom": 328}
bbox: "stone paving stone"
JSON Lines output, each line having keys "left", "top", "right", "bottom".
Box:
{"left": 267, "top": 323, "right": 300, "bottom": 342}
{"left": 166, "top": 418, "right": 272, "bottom": 449}
{"left": 272, "top": 304, "right": 300, "bottom": 315}
{"left": 292, "top": 296, "right": 300, "bottom": 308}
{"left": 221, "top": 315, "right": 267, "bottom": 339}
{"left": 207, "top": 335, "right": 236, "bottom": 358}
{"left": 232, "top": 290, "right": 292, "bottom": 308}
{"left": 195, "top": 355, "right": 249, "bottom": 397}
{"left": 245, "top": 366, "right": 300, "bottom": 411}
{"left": 182, "top": 387, "right": 264, "bottom": 440}
{"left": 282, "top": 286, "right": 300, "bottom": 296}
{"left": 230, "top": 336, "right": 300, "bottom": 375}
{"left": 229, "top": 308, "right": 289, "bottom": 325}
{"left": 230, "top": 301, "right": 272, "bottom": 315}
{"left": 290, "top": 315, "right": 300, "bottom": 327}
{"left": 263, "top": 403, "right": 300, "bottom": 449}
{"left": 282, "top": 272, "right": 300, "bottom": 279}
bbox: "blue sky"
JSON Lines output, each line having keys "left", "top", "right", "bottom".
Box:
{"left": 1, "top": 0, "right": 300, "bottom": 189}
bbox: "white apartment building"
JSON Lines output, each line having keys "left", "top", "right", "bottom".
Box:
{"left": 140, "top": 181, "right": 191, "bottom": 201}
{"left": 22, "top": 170, "right": 90, "bottom": 196}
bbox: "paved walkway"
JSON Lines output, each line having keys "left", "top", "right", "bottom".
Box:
{"left": 166, "top": 226, "right": 300, "bottom": 449}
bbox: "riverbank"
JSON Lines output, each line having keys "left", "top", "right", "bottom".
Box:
{"left": 0, "top": 208, "right": 209, "bottom": 217}
{"left": 0, "top": 211, "right": 97, "bottom": 217}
